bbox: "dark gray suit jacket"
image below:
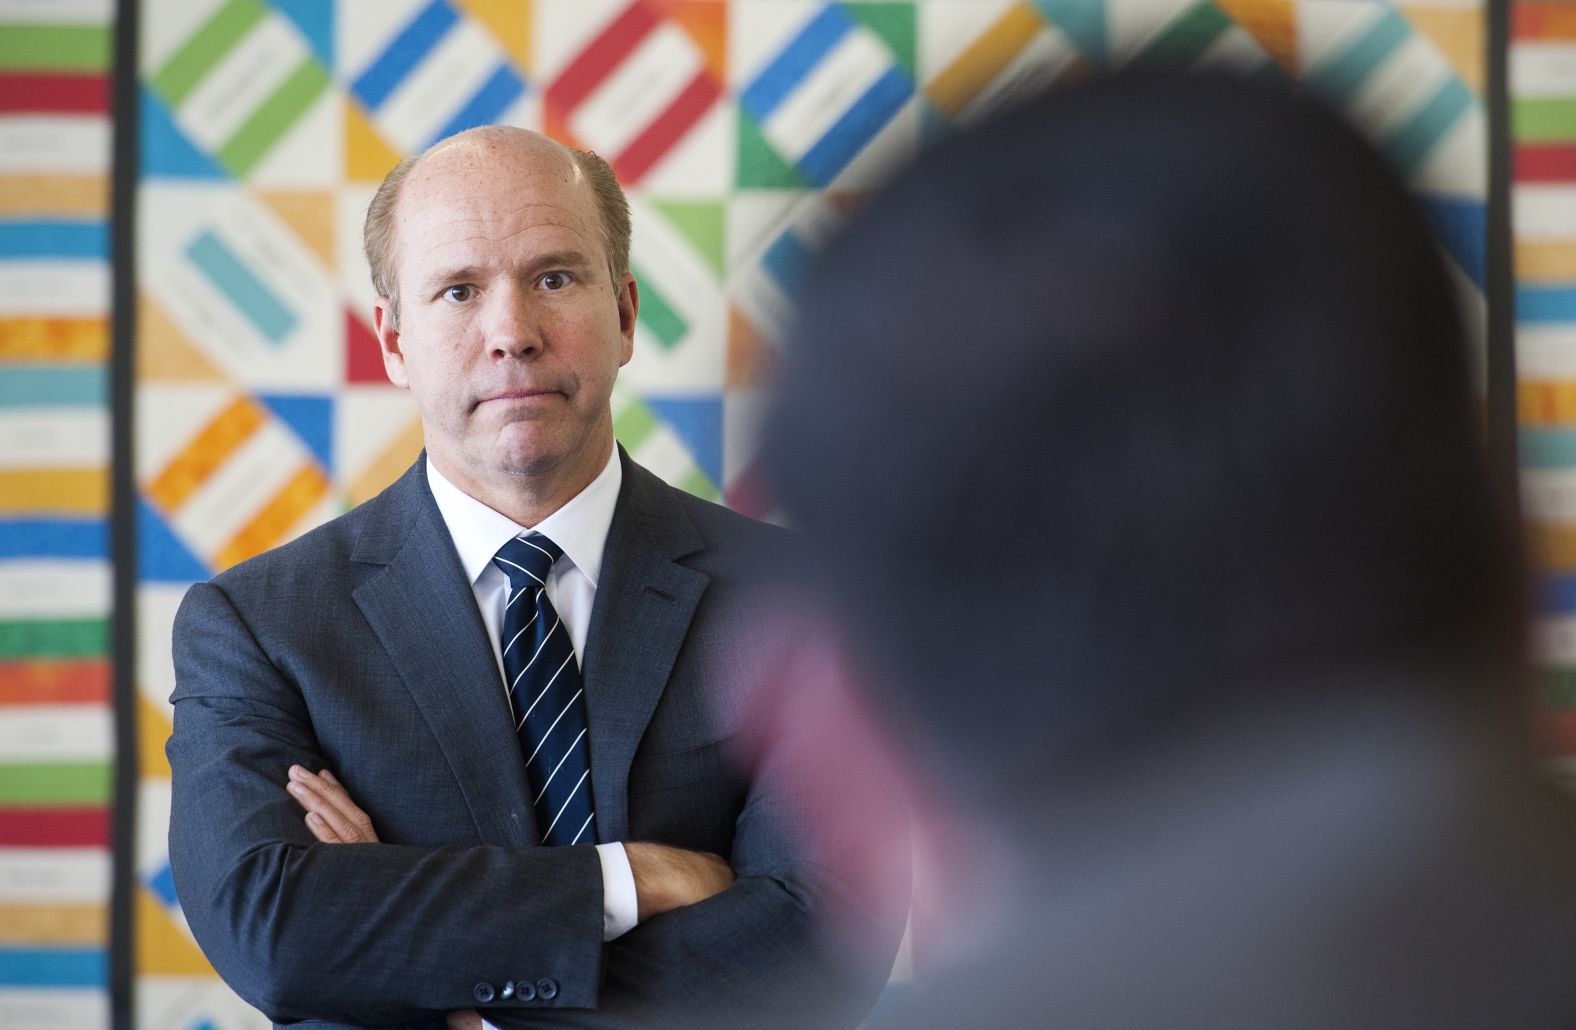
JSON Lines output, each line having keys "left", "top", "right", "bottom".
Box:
{"left": 168, "top": 451, "right": 896, "bottom": 1029}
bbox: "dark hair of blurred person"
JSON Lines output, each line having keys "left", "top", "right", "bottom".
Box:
{"left": 763, "top": 71, "right": 1576, "bottom": 1028}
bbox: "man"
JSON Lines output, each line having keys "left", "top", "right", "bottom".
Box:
{"left": 168, "top": 127, "right": 902, "bottom": 1030}
{"left": 762, "top": 71, "right": 1576, "bottom": 1028}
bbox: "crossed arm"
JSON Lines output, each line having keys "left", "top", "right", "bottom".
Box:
{"left": 286, "top": 766, "right": 735, "bottom": 922}
{"left": 285, "top": 766, "right": 734, "bottom": 1030}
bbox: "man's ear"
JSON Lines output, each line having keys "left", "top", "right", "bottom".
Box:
{"left": 617, "top": 274, "right": 638, "bottom": 368}
{"left": 372, "top": 297, "right": 409, "bottom": 388}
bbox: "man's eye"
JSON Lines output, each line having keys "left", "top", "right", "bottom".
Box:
{"left": 442, "top": 285, "right": 474, "bottom": 302}
{"left": 538, "top": 272, "right": 571, "bottom": 291}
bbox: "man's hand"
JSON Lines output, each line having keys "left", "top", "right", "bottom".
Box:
{"left": 624, "top": 842, "right": 735, "bottom": 920}
{"left": 287, "top": 765, "right": 379, "bottom": 843}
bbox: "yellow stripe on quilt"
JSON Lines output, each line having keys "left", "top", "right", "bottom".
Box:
{"left": 1521, "top": 380, "right": 1576, "bottom": 425}
{"left": 926, "top": 4, "right": 1043, "bottom": 119}
{"left": 1517, "top": 240, "right": 1576, "bottom": 283}
{"left": 144, "top": 397, "right": 266, "bottom": 512}
{"left": 0, "top": 318, "right": 108, "bottom": 363}
{"left": 211, "top": 462, "right": 328, "bottom": 571}
{"left": 0, "top": 174, "right": 109, "bottom": 217}
{"left": 0, "top": 902, "right": 107, "bottom": 945}
{"left": 0, "top": 468, "right": 107, "bottom": 514}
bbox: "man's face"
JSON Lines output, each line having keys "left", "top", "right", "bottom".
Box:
{"left": 373, "top": 134, "right": 636, "bottom": 503}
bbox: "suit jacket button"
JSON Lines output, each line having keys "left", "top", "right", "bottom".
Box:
{"left": 499, "top": 981, "right": 515, "bottom": 1000}
{"left": 536, "top": 978, "right": 559, "bottom": 1001}
{"left": 517, "top": 980, "right": 537, "bottom": 1002}
{"left": 473, "top": 982, "right": 496, "bottom": 1004}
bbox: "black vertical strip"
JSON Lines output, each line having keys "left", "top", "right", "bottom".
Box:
{"left": 1485, "top": 0, "right": 1518, "bottom": 515}
{"left": 109, "top": 0, "right": 140, "bottom": 1026}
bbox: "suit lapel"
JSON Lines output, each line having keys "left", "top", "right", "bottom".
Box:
{"left": 581, "top": 451, "right": 709, "bottom": 842}
{"left": 350, "top": 458, "right": 538, "bottom": 846}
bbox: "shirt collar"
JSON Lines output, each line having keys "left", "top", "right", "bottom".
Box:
{"left": 425, "top": 448, "right": 623, "bottom": 588}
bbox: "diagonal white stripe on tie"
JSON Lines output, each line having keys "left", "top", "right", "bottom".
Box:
{"left": 492, "top": 532, "right": 597, "bottom": 847}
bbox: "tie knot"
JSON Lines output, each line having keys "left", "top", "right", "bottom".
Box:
{"left": 493, "top": 533, "right": 563, "bottom": 590}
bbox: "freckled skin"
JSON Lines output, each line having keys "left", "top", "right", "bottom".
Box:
{"left": 373, "top": 128, "right": 639, "bottom": 527}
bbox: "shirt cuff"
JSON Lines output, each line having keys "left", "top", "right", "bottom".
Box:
{"left": 596, "top": 841, "right": 639, "bottom": 941}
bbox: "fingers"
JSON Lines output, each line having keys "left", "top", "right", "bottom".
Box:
{"left": 446, "top": 1010, "right": 483, "bottom": 1030}
{"left": 302, "top": 811, "right": 336, "bottom": 843}
{"left": 286, "top": 765, "right": 380, "bottom": 843}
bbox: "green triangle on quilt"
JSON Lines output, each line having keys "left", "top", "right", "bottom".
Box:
{"left": 844, "top": 2, "right": 918, "bottom": 79}
{"left": 737, "top": 109, "right": 811, "bottom": 189}
{"left": 614, "top": 394, "right": 720, "bottom": 502}
{"left": 650, "top": 201, "right": 727, "bottom": 281}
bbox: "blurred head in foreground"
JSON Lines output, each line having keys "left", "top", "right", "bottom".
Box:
{"left": 763, "top": 71, "right": 1576, "bottom": 1028}
{"left": 767, "top": 70, "right": 1522, "bottom": 806}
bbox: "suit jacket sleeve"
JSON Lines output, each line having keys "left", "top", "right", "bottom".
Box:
{"left": 168, "top": 577, "right": 606, "bottom": 1027}
{"left": 589, "top": 775, "right": 909, "bottom": 1030}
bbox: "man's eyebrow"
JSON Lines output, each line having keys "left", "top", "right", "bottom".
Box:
{"left": 526, "top": 250, "right": 596, "bottom": 275}
{"left": 421, "top": 265, "right": 486, "bottom": 288}
{"left": 418, "top": 252, "right": 598, "bottom": 289}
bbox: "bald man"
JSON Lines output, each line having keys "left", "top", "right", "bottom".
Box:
{"left": 167, "top": 128, "right": 902, "bottom": 1030}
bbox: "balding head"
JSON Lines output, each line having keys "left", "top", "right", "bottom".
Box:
{"left": 363, "top": 126, "right": 631, "bottom": 326}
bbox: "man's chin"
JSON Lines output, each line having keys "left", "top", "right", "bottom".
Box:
{"left": 489, "top": 439, "right": 588, "bottom": 481}
{"left": 493, "top": 451, "right": 564, "bottom": 479}
{"left": 472, "top": 421, "right": 610, "bottom": 487}
{"left": 488, "top": 425, "right": 560, "bottom": 469}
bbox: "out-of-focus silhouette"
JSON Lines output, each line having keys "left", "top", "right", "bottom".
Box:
{"left": 763, "top": 71, "right": 1576, "bottom": 1028}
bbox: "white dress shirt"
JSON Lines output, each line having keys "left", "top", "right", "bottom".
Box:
{"left": 425, "top": 450, "right": 639, "bottom": 951}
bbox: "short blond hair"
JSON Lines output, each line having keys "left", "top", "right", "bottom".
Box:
{"left": 571, "top": 147, "right": 631, "bottom": 282}
{"left": 362, "top": 137, "right": 632, "bottom": 327}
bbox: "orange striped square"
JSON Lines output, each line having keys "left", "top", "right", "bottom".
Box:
{"left": 145, "top": 398, "right": 266, "bottom": 512}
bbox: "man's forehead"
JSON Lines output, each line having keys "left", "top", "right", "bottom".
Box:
{"left": 410, "top": 128, "right": 580, "bottom": 193}
{"left": 400, "top": 136, "right": 586, "bottom": 213}
{"left": 388, "top": 131, "right": 604, "bottom": 279}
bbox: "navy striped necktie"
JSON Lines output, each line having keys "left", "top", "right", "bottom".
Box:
{"left": 492, "top": 534, "right": 598, "bottom": 847}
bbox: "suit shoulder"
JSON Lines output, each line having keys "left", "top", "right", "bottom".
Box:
{"left": 670, "top": 487, "right": 801, "bottom": 563}
{"left": 231, "top": 505, "right": 360, "bottom": 570}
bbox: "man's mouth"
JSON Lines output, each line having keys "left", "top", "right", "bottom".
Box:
{"left": 481, "top": 388, "right": 560, "bottom": 404}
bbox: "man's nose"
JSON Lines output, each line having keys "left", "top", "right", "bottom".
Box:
{"left": 486, "top": 286, "right": 543, "bottom": 358}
